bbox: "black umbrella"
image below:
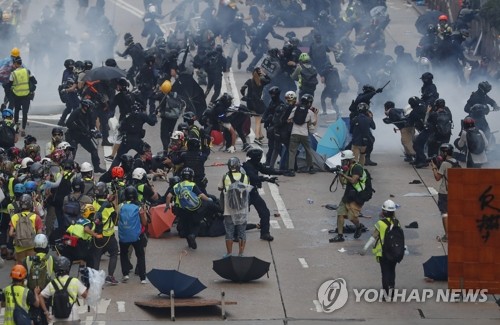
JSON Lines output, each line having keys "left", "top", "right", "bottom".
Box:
{"left": 146, "top": 269, "right": 206, "bottom": 298}
{"left": 83, "top": 66, "right": 127, "bottom": 81}
{"left": 213, "top": 256, "right": 270, "bottom": 282}
{"left": 415, "top": 10, "right": 444, "bottom": 35}
{"left": 423, "top": 255, "right": 448, "bottom": 281}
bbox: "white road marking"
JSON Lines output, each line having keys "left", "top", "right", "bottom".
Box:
{"left": 117, "top": 301, "right": 126, "bottom": 312}
{"left": 97, "top": 298, "right": 112, "bottom": 314}
{"left": 270, "top": 219, "right": 281, "bottom": 229}
{"left": 312, "top": 300, "right": 323, "bottom": 312}
{"left": 298, "top": 257, "right": 309, "bottom": 268}
{"left": 27, "top": 119, "right": 61, "bottom": 128}
{"left": 268, "top": 183, "right": 294, "bottom": 229}
{"left": 427, "top": 187, "right": 438, "bottom": 195}
{"left": 29, "top": 114, "right": 61, "bottom": 120}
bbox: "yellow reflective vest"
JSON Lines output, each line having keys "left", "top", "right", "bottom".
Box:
{"left": 3, "top": 284, "right": 31, "bottom": 325}
{"left": 372, "top": 217, "right": 396, "bottom": 261}
{"left": 11, "top": 67, "right": 30, "bottom": 96}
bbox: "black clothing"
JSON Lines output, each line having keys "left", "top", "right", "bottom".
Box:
{"left": 379, "top": 256, "right": 397, "bottom": 297}
{"left": 421, "top": 82, "right": 439, "bottom": 107}
{"left": 65, "top": 108, "right": 101, "bottom": 169}
{"left": 351, "top": 113, "right": 374, "bottom": 146}
{"left": 464, "top": 89, "right": 498, "bottom": 113}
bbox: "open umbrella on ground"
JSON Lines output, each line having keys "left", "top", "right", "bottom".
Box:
{"left": 213, "top": 256, "right": 270, "bottom": 282}
{"left": 83, "top": 66, "right": 127, "bottom": 81}
{"left": 147, "top": 269, "right": 206, "bottom": 298}
{"left": 415, "top": 10, "right": 443, "bottom": 35}
{"left": 148, "top": 204, "right": 176, "bottom": 238}
{"left": 316, "top": 118, "right": 348, "bottom": 158}
{"left": 423, "top": 255, "right": 448, "bottom": 281}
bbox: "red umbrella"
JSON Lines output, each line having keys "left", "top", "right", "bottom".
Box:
{"left": 148, "top": 204, "right": 176, "bottom": 238}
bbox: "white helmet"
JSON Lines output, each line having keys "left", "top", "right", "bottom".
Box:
{"left": 20, "top": 157, "right": 34, "bottom": 169}
{"left": 285, "top": 91, "right": 297, "bottom": 102}
{"left": 34, "top": 234, "right": 49, "bottom": 249}
{"left": 382, "top": 200, "right": 397, "bottom": 212}
{"left": 132, "top": 167, "right": 147, "bottom": 180}
{"left": 171, "top": 131, "right": 185, "bottom": 141}
{"left": 148, "top": 4, "right": 156, "bottom": 13}
{"left": 80, "top": 162, "right": 93, "bottom": 173}
{"left": 340, "top": 150, "right": 355, "bottom": 160}
{"left": 57, "top": 141, "right": 71, "bottom": 150}
{"left": 40, "top": 157, "right": 52, "bottom": 164}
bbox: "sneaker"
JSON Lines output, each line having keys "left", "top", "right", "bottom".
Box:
{"left": 253, "top": 138, "right": 263, "bottom": 145}
{"left": 105, "top": 155, "right": 114, "bottom": 162}
{"left": 226, "top": 146, "right": 236, "bottom": 153}
{"left": 105, "top": 275, "right": 119, "bottom": 285}
{"left": 308, "top": 167, "right": 316, "bottom": 174}
{"left": 122, "top": 275, "right": 130, "bottom": 283}
{"left": 237, "top": 61, "right": 242, "bottom": 70}
{"left": 94, "top": 132, "right": 103, "bottom": 139}
{"left": 101, "top": 139, "right": 113, "bottom": 146}
{"left": 283, "top": 170, "right": 295, "bottom": 177}
{"left": 353, "top": 225, "right": 363, "bottom": 239}
{"left": 329, "top": 234, "right": 344, "bottom": 243}
{"left": 187, "top": 234, "right": 197, "bottom": 249}
{"left": 414, "top": 162, "right": 429, "bottom": 169}
{"left": 242, "top": 143, "right": 251, "bottom": 151}
{"left": 140, "top": 279, "right": 149, "bottom": 284}
{"left": 438, "top": 235, "right": 448, "bottom": 243}
{"left": 365, "top": 159, "right": 378, "bottom": 166}
{"left": 238, "top": 253, "right": 244, "bottom": 257}
{"left": 223, "top": 253, "right": 231, "bottom": 259}
{"left": 260, "top": 233, "right": 274, "bottom": 241}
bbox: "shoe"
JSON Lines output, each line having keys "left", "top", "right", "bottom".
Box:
{"left": 20, "top": 130, "right": 26, "bottom": 137}
{"left": 94, "top": 132, "right": 102, "bottom": 139}
{"left": 414, "top": 162, "right": 429, "bottom": 169}
{"left": 101, "top": 139, "right": 113, "bottom": 146}
{"left": 95, "top": 167, "right": 107, "bottom": 173}
{"left": 260, "top": 233, "right": 274, "bottom": 241}
{"left": 437, "top": 235, "right": 448, "bottom": 243}
{"left": 254, "top": 139, "right": 263, "bottom": 145}
{"left": 140, "top": 279, "right": 149, "bottom": 284}
{"left": 404, "top": 155, "right": 415, "bottom": 163}
{"left": 105, "top": 275, "right": 119, "bottom": 285}
{"left": 238, "top": 254, "right": 244, "bottom": 257}
{"left": 353, "top": 225, "right": 363, "bottom": 239}
{"left": 308, "top": 167, "right": 316, "bottom": 174}
{"left": 187, "top": 234, "right": 197, "bottom": 249}
{"left": 237, "top": 61, "right": 242, "bottom": 70}
{"left": 283, "top": 170, "right": 295, "bottom": 177}
{"left": 242, "top": 143, "right": 251, "bottom": 151}
{"left": 365, "top": 160, "right": 378, "bottom": 166}
{"left": 223, "top": 253, "right": 231, "bottom": 259}
{"left": 329, "top": 234, "right": 344, "bottom": 243}
{"left": 122, "top": 275, "right": 130, "bottom": 283}
{"left": 105, "top": 155, "right": 114, "bottom": 162}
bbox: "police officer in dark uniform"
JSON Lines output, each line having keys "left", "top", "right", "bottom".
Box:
{"left": 464, "top": 81, "right": 500, "bottom": 113}
{"left": 348, "top": 85, "right": 383, "bottom": 119}
{"left": 136, "top": 55, "right": 158, "bottom": 114}
{"left": 420, "top": 72, "right": 439, "bottom": 108}
{"left": 115, "top": 33, "right": 145, "bottom": 86}
{"left": 65, "top": 99, "right": 106, "bottom": 173}
{"left": 109, "top": 78, "right": 136, "bottom": 121}
{"left": 175, "top": 138, "right": 209, "bottom": 193}
{"left": 262, "top": 86, "right": 283, "bottom": 165}
{"left": 247, "top": 16, "right": 284, "bottom": 72}
{"left": 242, "top": 148, "right": 282, "bottom": 241}
{"left": 109, "top": 102, "right": 157, "bottom": 168}
{"left": 427, "top": 98, "right": 453, "bottom": 158}
{"left": 204, "top": 45, "right": 226, "bottom": 103}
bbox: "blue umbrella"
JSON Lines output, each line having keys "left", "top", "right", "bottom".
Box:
{"left": 423, "top": 255, "right": 448, "bottom": 281}
{"left": 316, "top": 118, "right": 348, "bottom": 157}
{"left": 146, "top": 269, "right": 206, "bottom": 298}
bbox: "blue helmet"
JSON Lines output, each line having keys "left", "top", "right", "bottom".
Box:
{"left": 2, "top": 108, "right": 14, "bottom": 119}
{"left": 14, "top": 183, "right": 26, "bottom": 194}
{"left": 24, "top": 181, "right": 37, "bottom": 194}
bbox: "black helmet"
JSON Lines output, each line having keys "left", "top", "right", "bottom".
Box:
{"left": 282, "top": 43, "right": 293, "bottom": 53}
{"left": 54, "top": 256, "right": 71, "bottom": 275}
{"left": 105, "top": 58, "right": 117, "bottom": 67}
{"left": 219, "top": 93, "right": 233, "bottom": 105}
{"left": 247, "top": 148, "right": 263, "bottom": 161}
{"left": 52, "top": 127, "right": 64, "bottom": 136}
{"left": 120, "top": 154, "right": 134, "bottom": 171}
{"left": 420, "top": 72, "right": 433, "bottom": 81}
{"left": 249, "top": 5, "right": 259, "bottom": 17}
{"left": 463, "top": 117, "right": 475, "bottom": 129}
{"left": 29, "top": 162, "right": 44, "bottom": 178}
{"left": 71, "top": 177, "right": 85, "bottom": 192}
{"left": 83, "top": 60, "right": 93, "bottom": 71}
{"left": 300, "top": 94, "right": 314, "bottom": 107}
{"left": 183, "top": 111, "right": 196, "bottom": 124}
{"left": 81, "top": 99, "right": 95, "bottom": 110}
{"left": 227, "top": 157, "right": 241, "bottom": 171}
{"left": 268, "top": 86, "right": 281, "bottom": 96}
{"left": 117, "top": 77, "right": 129, "bottom": 89}
{"left": 439, "top": 143, "right": 454, "bottom": 155}
{"left": 124, "top": 186, "right": 138, "bottom": 201}
{"left": 95, "top": 182, "right": 108, "bottom": 197}
{"left": 74, "top": 60, "right": 84, "bottom": 71}
{"left": 145, "top": 55, "right": 155, "bottom": 65}
{"left": 478, "top": 81, "right": 492, "bottom": 93}
{"left": 168, "top": 176, "right": 181, "bottom": 187}
{"left": 384, "top": 101, "right": 395, "bottom": 109}
{"left": 394, "top": 45, "right": 404, "bottom": 55}
{"left": 181, "top": 167, "right": 195, "bottom": 181}
{"left": 24, "top": 135, "right": 37, "bottom": 146}
{"left": 408, "top": 96, "right": 420, "bottom": 107}
{"left": 20, "top": 194, "right": 33, "bottom": 211}
{"left": 61, "top": 159, "right": 74, "bottom": 170}
{"left": 124, "top": 32, "right": 134, "bottom": 45}
{"left": 64, "top": 59, "right": 75, "bottom": 69}
{"left": 427, "top": 24, "right": 437, "bottom": 34}
{"left": 187, "top": 137, "right": 200, "bottom": 151}
{"left": 362, "top": 84, "right": 375, "bottom": 93}
{"left": 434, "top": 98, "right": 446, "bottom": 108}
{"left": 357, "top": 102, "right": 370, "bottom": 112}
{"left": 177, "top": 122, "right": 189, "bottom": 132}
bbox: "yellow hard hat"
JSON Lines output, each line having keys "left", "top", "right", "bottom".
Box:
{"left": 82, "top": 204, "right": 96, "bottom": 219}
{"left": 160, "top": 80, "right": 172, "bottom": 94}
{"left": 10, "top": 47, "right": 20, "bottom": 57}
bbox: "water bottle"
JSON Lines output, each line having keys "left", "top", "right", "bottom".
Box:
{"left": 404, "top": 245, "right": 410, "bottom": 256}
{"left": 307, "top": 198, "right": 314, "bottom": 204}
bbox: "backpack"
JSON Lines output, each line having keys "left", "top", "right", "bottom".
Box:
{"left": 300, "top": 65, "right": 318, "bottom": 87}
{"left": 466, "top": 128, "right": 485, "bottom": 154}
{"left": 435, "top": 110, "right": 453, "bottom": 136}
{"left": 118, "top": 202, "right": 141, "bottom": 243}
{"left": 355, "top": 166, "right": 375, "bottom": 204}
{"left": 63, "top": 194, "right": 83, "bottom": 220}
{"left": 159, "top": 94, "right": 184, "bottom": 119}
{"left": 0, "top": 121, "right": 16, "bottom": 149}
{"left": 381, "top": 219, "right": 405, "bottom": 263}
{"left": 119, "top": 111, "right": 142, "bottom": 135}
{"left": 52, "top": 172, "right": 74, "bottom": 205}
{"left": 174, "top": 183, "right": 201, "bottom": 211}
{"left": 27, "top": 255, "right": 52, "bottom": 291}
{"left": 225, "top": 173, "right": 249, "bottom": 211}
{"left": 10, "top": 286, "right": 31, "bottom": 325}
{"left": 14, "top": 212, "right": 36, "bottom": 248}
{"left": 93, "top": 201, "right": 111, "bottom": 234}
{"left": 292, "top": 106, "right": 309, "bottom": 125}
{"left": 51, "top": 277, "right": 76, "bottom": 319}
{"left": 272, "top": 103, "right": 288, "bottom": 129}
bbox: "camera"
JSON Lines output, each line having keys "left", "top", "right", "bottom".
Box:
{"left": 426, "top": 155, "right": 443, "bottom": 167}
{"left": 330, "top": 165, "right": 342, "bottom": 173}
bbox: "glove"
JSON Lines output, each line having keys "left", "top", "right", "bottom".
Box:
{"left": 493, "top": 105, "right": 500, "bottom": 112}
{"left": 376, "top": 88, "right": 383, "bottom": 93}
{"left": 269, "top": 176, "right": 278, "bottom": 183}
